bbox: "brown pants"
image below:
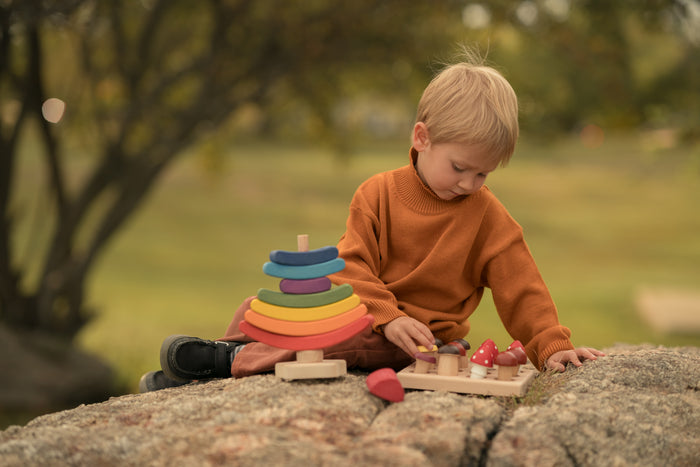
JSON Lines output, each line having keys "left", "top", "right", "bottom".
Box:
{"left": 218, "top": 296, "right": 412, "bottom": 378}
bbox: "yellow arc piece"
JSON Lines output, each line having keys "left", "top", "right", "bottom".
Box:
{"left": 244, "top": 304, "right": 367, "bottom": 336}
{"left": 250, "top": 294, "right": 361, "bottom": 321}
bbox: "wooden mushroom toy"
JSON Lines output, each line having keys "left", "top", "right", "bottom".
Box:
{"left": 495, "top": 351, "right": 519, "bottom": 381}
{"left": 507, "top": 340, "right": 524, "bottom": 352}
{"left": 449, "top": 339, "right": 469, "bottom": 370}
{"left": 506, "top": 341, "right": 528, "bottom": 373}
{"left": 414, "top": 344, "right": 438, "bottom": 374}
{"left": 450, "top": 339, "right": 471, "bottom": 369}
{"left": 483, "top": 338, "right": 498, "bottom": 359}
{"left": 469, "top": 342, "right": 494, "bottom": 379}
{"left": 437, "top": 344, "right": 461, "bottom": 376}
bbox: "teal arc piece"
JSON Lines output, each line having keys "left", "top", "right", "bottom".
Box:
{"left": 262, "top": 257, "right": 345, "bottom": 280}
{"left": 257, "top": 283, "right": 353, "bottom": 308}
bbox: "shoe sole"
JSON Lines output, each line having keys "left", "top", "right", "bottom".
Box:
{"left": 138, "top": 372, "right": 153, "bottom": 393}
{"left": 160, "top": 334, "right": 192, "bottom": 382}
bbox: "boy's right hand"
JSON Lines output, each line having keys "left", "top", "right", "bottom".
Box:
{"left": 383, "top": 316, "right": 435, "bottom": 358}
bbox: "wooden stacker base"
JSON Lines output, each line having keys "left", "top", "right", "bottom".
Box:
{"left": 275, "top": 359, "right": 347, "bottom": 380}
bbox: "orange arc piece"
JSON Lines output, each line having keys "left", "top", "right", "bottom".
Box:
{"left": 239, "top": 313, "right": 374, "bottom": 351}
{"left": 250, "top": 294, "right": 361, "bottom": 322}
{"left": 244, "top": 304, "right": 367, "bottom": 337}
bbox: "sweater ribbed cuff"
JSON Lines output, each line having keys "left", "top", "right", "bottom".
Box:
{"left": 537, "top": 339, "right": 576, "bottom": 371}
{"left": 368, "top": 301, "right": 407, "bottom": 334}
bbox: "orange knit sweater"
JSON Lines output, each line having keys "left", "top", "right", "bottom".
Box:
{"left": 331, "top": 149, "right": 574, "bottom": 370}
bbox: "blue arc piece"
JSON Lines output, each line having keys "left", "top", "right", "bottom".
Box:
{"left": 263, "top": 258, "right": 345, "bottom": 279}
{"left": 269, "top": 246, "right": 339, "bottom": 266}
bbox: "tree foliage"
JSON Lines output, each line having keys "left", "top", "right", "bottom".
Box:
{"left": 458, "top": 0, "right": 699, "bottom": 133}
{"left": 1, "top": 0, "right": 697, "bottom": 340}
{"left": 0, "top": 0, "right": 457, "bottom": 338}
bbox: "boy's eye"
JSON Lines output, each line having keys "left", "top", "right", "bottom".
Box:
{"left": 452, "top": 164, "right": 465, "bottom": 173}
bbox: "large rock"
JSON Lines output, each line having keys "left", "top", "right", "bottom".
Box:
{"left": 0, "top": 345, "right": 698, "bottom": 466}
{"left": 0, "top": 324, "right": 119, "bottom": 426}
{"left": 488, "top": 345, "right": 700, "bottom": 466}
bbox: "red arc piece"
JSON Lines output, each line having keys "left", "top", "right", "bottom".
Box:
{"left": 239, "top": 313, "right": 374, "bottom": 351}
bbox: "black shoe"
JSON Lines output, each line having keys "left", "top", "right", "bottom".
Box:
{"left": 160, "top": 334, "right": 239, "bottom": 382}
{"left": 139, "top": 370, "right": 189, "bottom": 393}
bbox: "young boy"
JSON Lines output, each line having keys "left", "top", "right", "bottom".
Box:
{"left": 140, "top": 59, "right": 603, "bottom": 392}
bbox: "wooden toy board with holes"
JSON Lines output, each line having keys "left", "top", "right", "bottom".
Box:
{"left": 396, "top": 362, "right": 538, "bottom": 397}
{"left": 396, "top": 338, "right": 537, "bottom": 397}
{"left": 238, "top": 234, "right": 373, "bottom": 381}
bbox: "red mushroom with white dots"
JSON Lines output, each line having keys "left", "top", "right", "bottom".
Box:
{"left": 478, "top": 338, "right": 498, "bottom": 362}
{"left": 469, "top": 342, "right": 494, "bottom": 379}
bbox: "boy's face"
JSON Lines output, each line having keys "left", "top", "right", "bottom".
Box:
{"left": 413, "top": 123, "right": 498, "bottom": 201}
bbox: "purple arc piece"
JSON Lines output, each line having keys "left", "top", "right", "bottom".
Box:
{"left": 414, "top": 352, "right": 437, "bottom": 364}
{"left": 279, "top": 277, "right": 332, "bottom": 294}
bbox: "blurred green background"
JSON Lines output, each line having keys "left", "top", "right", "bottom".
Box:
{"left": 78, "top": 135, "right": 699, "bottom": 391}
{"left": 1, "top": 0, "right": 699, "bottom": 425}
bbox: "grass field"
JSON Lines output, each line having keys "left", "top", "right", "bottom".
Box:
{"left": 34, "top": 133, "right": 697, "bottom": 392}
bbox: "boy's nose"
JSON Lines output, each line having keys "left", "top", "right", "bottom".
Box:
{"left": 457, "top": 175, "right": 478, "bottom": 194}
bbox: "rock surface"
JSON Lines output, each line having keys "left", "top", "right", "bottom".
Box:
{"left": 1, "top": 345, "right": 698, "bottom": 466}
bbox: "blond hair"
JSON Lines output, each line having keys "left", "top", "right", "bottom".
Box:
{"left": 415, "top": 61, "right": 519, "bottom": 166}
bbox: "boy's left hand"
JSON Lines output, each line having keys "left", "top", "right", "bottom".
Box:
{"left": 545, "top": 347, "right": 606, "bottom": 372}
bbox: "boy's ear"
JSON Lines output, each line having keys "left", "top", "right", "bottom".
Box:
{"left": 412, "top": 122, "right": 430, "bottom": 151}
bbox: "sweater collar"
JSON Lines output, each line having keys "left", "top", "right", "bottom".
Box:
{"left": 393, "top": 147, "right": 483, "bottom": 214}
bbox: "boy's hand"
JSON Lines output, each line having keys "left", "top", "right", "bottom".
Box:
{"left": 545, "top": 347, "right": 606, "bottom": 372}
{"left": 383, "top": 316, "right": 435, "bottom": 358}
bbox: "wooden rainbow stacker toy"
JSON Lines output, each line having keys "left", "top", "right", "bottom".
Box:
{"left": 238, "top": 234, "right": 373, "bottom": 381}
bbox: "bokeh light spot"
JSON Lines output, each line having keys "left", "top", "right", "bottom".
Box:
{"left": 462, "top": 4, "right": 491, "bottom": 29}
{"left": 42, "top": 98, "right": 66, "bottom": 124}
{"left": 516, "top": 1, "right": 539, "bottom": 27}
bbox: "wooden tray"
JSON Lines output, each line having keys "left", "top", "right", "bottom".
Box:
{"left": 397, "top": 362, "right": 538, "bottom": 397}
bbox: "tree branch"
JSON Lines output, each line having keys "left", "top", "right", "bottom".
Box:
{"left": 26, "top": 23, "right": 68, "bottom": 215}
{"left": 0, "top": 7, "right": 32, "bottom": 325}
